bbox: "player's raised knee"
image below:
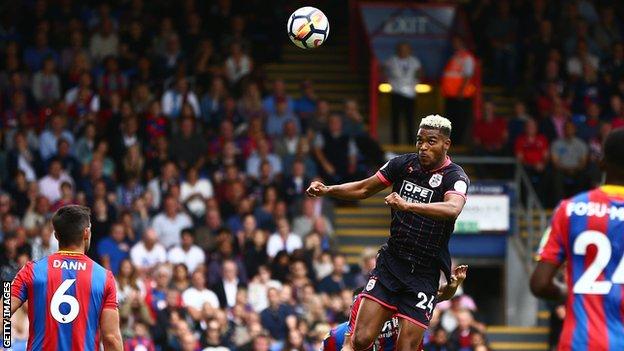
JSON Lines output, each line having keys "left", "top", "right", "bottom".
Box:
{"left": 352, "top": 330, "right": 376, "bottom": 351}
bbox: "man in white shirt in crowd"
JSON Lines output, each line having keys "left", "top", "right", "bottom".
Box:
{"left": 212, "top": 259, "right": 242, "bottom": 309}
{"left": 385, "top": 42, "right": 422, "bottom": 144}
{"left": 266, "top": 217, "right": 302, "bottom": 258}
{"left": 247, "top": 265, "right": 282, "bottom": 313}
{"left": 38, "top": 159, "right": 74, "bottom": 203}
{"left": 161, "top": 77, "right": 200, "bottom": 119}
{"left": 130, "top": 227, "right": 167, "bottom": 273}
{"left": 151, "top": 195, "right": 193, "bottom": 249}
{"left": 180, "top": 166, "right": 214, "bottom": 219}
{"left": 182, "top": 270, "right": 220, "bottom": 321}
{"left": 167, "top": 228, "right": 205, "bottom": 273}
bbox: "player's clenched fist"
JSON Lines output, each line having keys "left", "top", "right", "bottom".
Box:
{"left": 306, "top": 181, "right": 329, "bottom": 197}
{"left": 384, "top": 192, "right": 407, "bottom": 211}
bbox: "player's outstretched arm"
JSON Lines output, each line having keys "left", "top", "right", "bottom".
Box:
{"left": 530, "top": 261, "right": 567, "bottom": 301}
{"left": 385, "top": 192, "right": 466, "bottom": 221}
{"left": 437, "top": 265, "right": 468, "bottom": 301}
{"left": 306, "top": 174, "right": 388, "bottom": 201}
{"left": 100, "top": 308, "right": 123, "bottom": 351}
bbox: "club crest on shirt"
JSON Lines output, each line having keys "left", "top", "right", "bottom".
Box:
{"left": 429, "top": 173, "right": 443, "bottom": 188}
{"left": 366, "top": 278, "right": 377, "bottom": 291}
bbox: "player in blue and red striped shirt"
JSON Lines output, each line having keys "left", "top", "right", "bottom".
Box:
{"left": 531, "top": 128, "right": 624, "bottom": 350}
{"left": 8, "top": 205, "right": 123, "bottom": 351}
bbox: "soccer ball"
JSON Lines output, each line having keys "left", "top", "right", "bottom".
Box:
{"left": 287, "top": 6, "right": 330, "bottom": 49}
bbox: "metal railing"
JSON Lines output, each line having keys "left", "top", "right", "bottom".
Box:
{"left": 453, "top": 156, "right": 549, "bottom": 271}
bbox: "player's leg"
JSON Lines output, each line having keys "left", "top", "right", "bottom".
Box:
{"left": 351, "top": 297, "right": 394, "bottom": 351}
{"left": 395, "top": 317, "right": 426, "bottom": 351}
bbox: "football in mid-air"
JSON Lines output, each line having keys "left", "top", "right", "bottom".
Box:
{"left": 287, "top": 6, "right": 330, "bottom": 49}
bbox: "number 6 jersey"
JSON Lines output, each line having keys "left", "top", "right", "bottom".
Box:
{"left": 11, "top": 251, "right": 118, "bottom": 351}
{"left": 537, "top": 186, "right": 624, "bottom": 351}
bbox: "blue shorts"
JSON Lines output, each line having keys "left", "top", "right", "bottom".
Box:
{"left": 361, "top": 246, "right": 440, "bottom": 329}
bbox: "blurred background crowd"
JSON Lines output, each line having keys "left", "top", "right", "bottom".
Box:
{"left": 2, "top": 0, "right": 623, "bottom": 350}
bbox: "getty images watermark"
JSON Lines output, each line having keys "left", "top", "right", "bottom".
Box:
{"left": 2, "top": 281, "right": 10, "bottom": 348}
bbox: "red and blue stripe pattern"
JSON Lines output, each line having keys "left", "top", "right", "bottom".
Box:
{"left": 538, "top": 187, "right": 624, "bottom": 350}
{"left": 11, "top": 252, "right": 117, "bottom": 351}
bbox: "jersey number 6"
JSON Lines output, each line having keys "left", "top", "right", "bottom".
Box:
{"left": 573, "top": 230, "right": 624, "bottom": 295}
{"left": 50, "top": 279, "right": 80, "bottom": 323}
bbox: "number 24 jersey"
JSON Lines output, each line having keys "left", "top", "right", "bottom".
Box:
{"left": 537, "top": 186, "right": 624, "bottom": 351}
{"left": 11, "top": 251, "right": 118, "bottom": 351}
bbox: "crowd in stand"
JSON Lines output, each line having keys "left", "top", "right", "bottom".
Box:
{"left": 0, "top": 1, "right": 485, "bottom": 351}
{"left": 466, "top": 0, "right": 624, "bottom": 208}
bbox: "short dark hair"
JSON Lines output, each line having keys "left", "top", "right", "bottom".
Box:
{"left": 604, "top": 128, "right": 624, "bottom": 171}
{"left": 51, "top": 205, "right": 91, "bottom": 247}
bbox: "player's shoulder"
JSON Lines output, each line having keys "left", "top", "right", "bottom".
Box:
{"left": 446, "top": 160, "right": 469, "bottom": 177}
{"left": 389, "top": 153, "right": 418, "bottom": 163}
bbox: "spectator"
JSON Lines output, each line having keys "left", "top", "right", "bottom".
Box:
{"left": 162, "top": 78, "right": 200, "bottom": 120}
{"left": 224, "top": 42, "right": 253, "bottom": 88}
{"left": 551, "top": 122, "right": 589, "bottom": 200}
{"left": 515, "top": 119, "right": 550, "bottom": 203}
{"left": 74, "top": 123, "right": 97, "bottom": 164}
{"left": 182, "top": 270, "right": 220, "bottom": 321}
{"left": 31, "top": 57, "right": 61, "bottom": 106}
{"left": 89, "top": 18, "right": 119, "bottom": 63}
{"left": 317, "top": 254, "right": 349, "bottom": 295}
{"left": 159, "top": 33, "right": 184, "bottom": 80}
{"left": 449, "top": 309, "right": 480, "bottom": 350}
{"left": 424, "top": 327, "right": 452, "bottom": 351}
{"left": 266, "top": 218, "right": 302, "bottom": 258}
{"left": 23, "top": 29, "right": 59, "bottom": 72}
{"left": 566, "top": 40, "right": 599, "bottom": 79}
{"left": 263, "top": 79, "right": 294, "bottom": 115}
{"left": 291, "top": 198, "right": 333, "bottom": 239}
{"left": 97, "top": 222, "right": 130, "bottom": 274}
{"left": 260, "top": 287, "right": 295, "bottom": 341}
{"left": 441, "top": 36, "right": 476, "bottom": 144}
{"left": 38, "top": 115, "right": 74, "bottom": 161}
{"left": 51, "top": 138, "right": 81, "bottom": 179}
{"left": 116, "top": 258, "right": 146, "bottom": 304}
{"left": 50, "top": 181, "right": 77, "bottom": 212}
{"left": 130, "top": 228, "right": 167, "bottom": 273}
{"left": 266, "top": 98, "right": 300, "bottom": 139}
{"left": 124, "top": 321, "right": 156, "bottom": 351}
{"left": 273, "top": 120, "right": 301, "bottom": 159}
{"left": 147, "top": 161, "right": 179, "bottom": 209}
{"left": 507, "top": 101, "right": 531, "bottom": 148}
{"left": 212, "top": 259, "right": 244, "bottom": 308}
{"left": 385, "top": 42, "right": 422, "bottom": 144}
{"left": 180, "top": 166, "right": 214, "bottom": 219}
{"left": 167, "top": 228, "right": 205, "bottom": 273}
{"left": 171, "top": 117, "right": 207, "bottom": 171}
{"left": 313, "top": 114, "right": 358, "bottom": 184}
{"left": 151, "top": 195, "right": 193, "bottom": 249}
{"left": 472, "top": 101, "right": 508, "bottom": 155}
{"left": 97, "top": 56, "right": 129, "bottom": 98}
{"left": 37, "top": 159, "right": 74, "bottom": 203}
{"left": 281, "top": 160, "right": 311, "bottom": 206}
{"left": 294, "top": 80, "right": 317, "bottom": 129}
{"left": 245, "top": 138, "right": 282, "bottom": 180}
{"left": 7, "top": 131, "right": 42, "bottom": 182}
{"left": 30, "top": 221, "right": 58, "bottom": 261}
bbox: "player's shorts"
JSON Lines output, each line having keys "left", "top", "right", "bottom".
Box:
{"left": 361, "top": 245, "right": 440, "bottom": 330}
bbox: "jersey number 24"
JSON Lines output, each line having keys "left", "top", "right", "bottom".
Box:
{"left": 573, "top": 230, "right": 624, "bottom": 295}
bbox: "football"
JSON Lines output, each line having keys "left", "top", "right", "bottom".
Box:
{"left": 287, "top": 6, "right": 330, "bottom": 49}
